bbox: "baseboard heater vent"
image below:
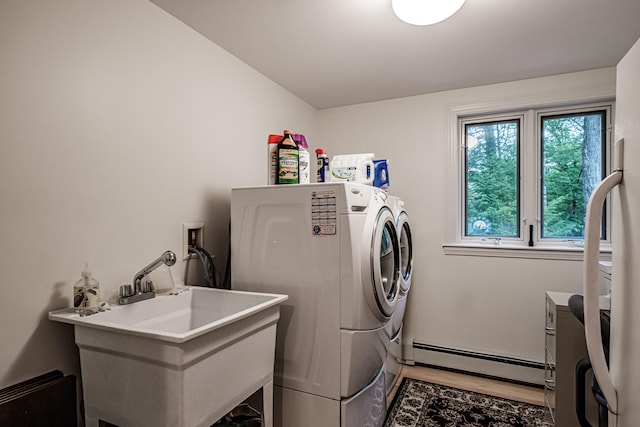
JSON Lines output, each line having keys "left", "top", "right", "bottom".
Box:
{"left": 0, "top": 370, "right": 77, "bottom": 427}
{"left": 413, "top": 341, "right": 545, "bottom": 386}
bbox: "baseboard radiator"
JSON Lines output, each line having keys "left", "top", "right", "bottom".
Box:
{"left": 412, "top": 341, "right": 545, "bottom": 387}
{"left": 0, "top": 370, "right": 77, "bottom": 427}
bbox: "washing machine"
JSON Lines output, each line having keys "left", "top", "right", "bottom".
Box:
{"left": 384, "top": 195, "right": 413, "bottom": 394}
{"left": 231, "top": 183, "right": 401, "bottom": 427}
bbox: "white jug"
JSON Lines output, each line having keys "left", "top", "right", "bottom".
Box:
{"left": 329, "top": 153, "right": 375, "bottom": 184}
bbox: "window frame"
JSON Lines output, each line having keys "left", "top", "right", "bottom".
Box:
{"left": 535, "top": 104, "right": 613, "bottom": 244}
{"left": 460, "top": 113, "right": 524, "bottom": 243}
{"left": 445, "top": 100, "right": 614, "bottom": 260}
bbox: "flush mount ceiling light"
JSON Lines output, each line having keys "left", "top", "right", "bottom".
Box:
{"left": 392, "top": 0, "right": 466, "bottom": 26}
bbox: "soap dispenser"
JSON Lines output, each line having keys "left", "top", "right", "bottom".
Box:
{"left": 73, "top": 261, "right": 100, "bottom": 316}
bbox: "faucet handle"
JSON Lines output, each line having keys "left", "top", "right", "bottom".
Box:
{"left": 142, "top": 280, "right": 154, "bottom": 293}
{"left": 119, "top": 284, "right": 133, "bottom": 297}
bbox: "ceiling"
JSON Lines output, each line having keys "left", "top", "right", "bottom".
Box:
{"left": 149, "top": 0, "right": 640, "bottom": 109}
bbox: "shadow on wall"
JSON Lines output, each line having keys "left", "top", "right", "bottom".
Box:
{"left": 3, "top": 282, "right": 80, "bottom": 387}
{"left": 185, "top": 189, "right": 232, "bottom": 288}
{"left": 3, "top": 190, "right": 230, "bottom": 386}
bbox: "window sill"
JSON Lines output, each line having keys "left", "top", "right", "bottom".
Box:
{"left": 443, "top": 243, "right": 612, "bottom": 261}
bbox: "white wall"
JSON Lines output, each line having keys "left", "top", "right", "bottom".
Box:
{"left": 0, "top": 0, "right": 316, "bottom": 389}
{"left": 0, "top": 0, "right": 618, "bottom": 393}
{"left": 317, "top": 68, "right": 616, "bottom": 372}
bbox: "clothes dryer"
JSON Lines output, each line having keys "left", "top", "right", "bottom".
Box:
{"left": 384, "top": 195, "right": 413, "bottom": 393}
{"left": 231, "top": 183, "right": 400, "bottom": 427}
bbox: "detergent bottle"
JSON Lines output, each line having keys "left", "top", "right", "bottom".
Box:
{"left": 277, "top": 130, "right": 299, "bottom": 184}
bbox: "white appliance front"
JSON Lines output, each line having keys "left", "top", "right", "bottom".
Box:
{"left": 275, "top": 366, "right": 386, "bottom": 427}
{"left": 231, "top": 183, "right": 400, "bottom": 425}
{"left": 610, "top": 36, "right": 640, "bottom": 426}
{"left": 390, "top": 196, "right": 413, "bottom": 297}
{"left": 385, "top": 195, "right": 413, "bottom": 392}
{"left": 387, "top": 196, "right": 413, "bottom": 338}
{"left": 582, "top": 36, "right": 640, "bottom": 426}
{"left": 385, "top": 323, "right": 404, "bottom": 392}
{"left": 385, "top": 293, "right": 406, "bottom": 389}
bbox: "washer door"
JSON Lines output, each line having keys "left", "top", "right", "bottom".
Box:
{"left": 364, "top": 207, "right": 400, "bottom": 320}
{"left": 397, "top": 211, "right": 413, "bottom": 295}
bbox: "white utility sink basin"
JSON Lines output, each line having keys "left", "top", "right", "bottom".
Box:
{"left": 50, "top": 287, "right": 287, "bottom": 427}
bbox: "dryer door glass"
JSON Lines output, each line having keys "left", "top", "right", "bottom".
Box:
{"left": 370, "top": 208, "right": 400, "bottom": 318}
{"left": 380, "top": 223, "right": 397, "bottom": 296}
{"left": 398, "top": 212, "right": 413, "bottom": 294}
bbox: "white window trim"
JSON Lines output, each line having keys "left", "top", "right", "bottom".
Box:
{"left": 535, "top": 103, "right": 614, "bottom": 243}
{"left": 444, "top": 84, "right": 615, "bottom": 261}
{"left": 459, "top": 112, "right": 525, "bottom": 245}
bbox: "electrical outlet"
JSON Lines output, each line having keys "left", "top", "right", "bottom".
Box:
{"left": 182, "top": 223, "right": 204, "bottom": 260}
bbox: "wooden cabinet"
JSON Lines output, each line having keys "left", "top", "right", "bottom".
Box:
{"left": 545, "top": 291, "right": 598, "bottom": 426}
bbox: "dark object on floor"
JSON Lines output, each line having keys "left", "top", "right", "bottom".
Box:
{"left": 211, "top": 402, "right": 262, "bottom": 427}
{"left": 0, "top": 370, "right": 77, "bottom": 427}
{"left": 385, "top": 377, "right": 552, "bottom": 427}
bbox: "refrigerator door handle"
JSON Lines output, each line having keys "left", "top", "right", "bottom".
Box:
{"left": 583, "top": 138, "right": 624, "bottom": 415}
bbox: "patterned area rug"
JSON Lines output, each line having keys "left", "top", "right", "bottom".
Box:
{"left": 385, "top": 377, "right": 553, "bottom": 427}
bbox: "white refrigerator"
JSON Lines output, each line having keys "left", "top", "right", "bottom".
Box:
{"left": 583, "top": 37, "right": 640, "bottom": 426}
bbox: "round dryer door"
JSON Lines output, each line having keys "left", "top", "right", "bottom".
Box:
{"left": 397, "top": 211, "right": 413, "bottom": 295}
{"left": 365, "top": 207, "right": 400, "bottom": 320}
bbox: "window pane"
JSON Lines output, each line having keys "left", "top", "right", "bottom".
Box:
{"left": 465, "top": 120, "right": 520, "bottom": 237}
{"left": 541, "top": 111, "right": 605, "bottom": 239}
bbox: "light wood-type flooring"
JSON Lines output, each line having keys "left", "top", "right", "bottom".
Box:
{"left": 388, "top": 364, "right": 545, "bottom": 408}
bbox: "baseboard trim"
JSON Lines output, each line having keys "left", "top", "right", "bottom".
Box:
{"left": 412, "top": 341, "right": 545, "bottom": 386}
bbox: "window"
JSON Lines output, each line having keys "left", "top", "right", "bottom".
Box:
{"left": 540, "top": 111, "right": 606, "bottom": 239}
{"left": 465, "top": 117, "right": 521, "bottom": 238}
{"left": 459, "top": 103, "right": 612, "bottom": 249}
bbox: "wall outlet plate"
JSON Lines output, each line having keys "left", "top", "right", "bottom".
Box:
{"left": 183, "top": 222, "right": 204, "bottom": 260}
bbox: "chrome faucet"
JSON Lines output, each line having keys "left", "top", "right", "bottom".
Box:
{"left": 119, "top": 250, "right": 177, "bottom": 305}
{"left": 133, "top": 251, "right": 177, "bottom": 292}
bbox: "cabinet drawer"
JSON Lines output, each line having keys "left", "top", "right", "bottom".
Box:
{"left": 544, "top": 358, "right": 556, "bottom": 412}
{"left": 545, "top": 297, "right": 556, "bottom": 329}
{"left": 544, "top": 332, "right": 556, "bottom": 355}
{"left": 545, "top": 296, "right": 557, "bottom": 357}
{"left": 545, "top": 326, "right": 556, "bottom": 357}
{"left": 544, "top": 353, "right": 556, "bottom": 387}
{"left": 545, "top": 394, "right": 556, "bottom": 425}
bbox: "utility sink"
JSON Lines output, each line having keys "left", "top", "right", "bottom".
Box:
{"left": 50, "top": 287, "right": 288, "bottom": 427}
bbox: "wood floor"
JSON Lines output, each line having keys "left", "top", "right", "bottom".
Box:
{"left": 388, "top": 364, "right": 545, "bottom": 408}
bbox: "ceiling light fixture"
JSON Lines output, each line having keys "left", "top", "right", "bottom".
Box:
{"left": 392, "top": 0, "right": 466, "bottom": 26}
